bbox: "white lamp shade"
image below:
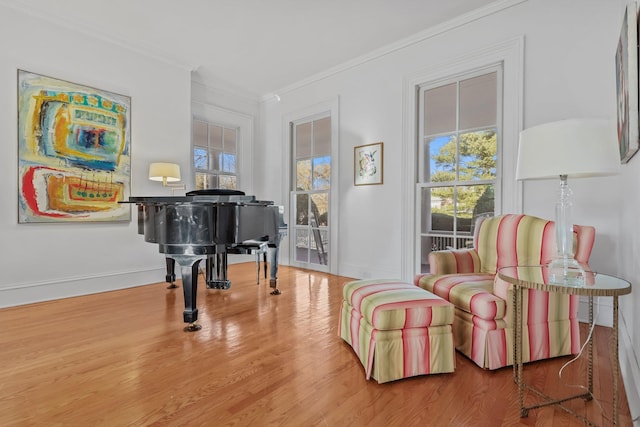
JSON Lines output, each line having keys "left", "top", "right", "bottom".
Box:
{"left": 516, "top": 119, "right": 619, "bottom": 180}
{"left": 149, "top": 162, "right": 181, "bottom": 182}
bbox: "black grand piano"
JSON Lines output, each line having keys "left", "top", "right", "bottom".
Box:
{"left": 127, "top": 189, "right": 286, "bottom": 331}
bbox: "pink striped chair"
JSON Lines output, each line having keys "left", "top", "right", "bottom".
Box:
{"left": 414, "top": 214, "right": 595, "bottom": 370}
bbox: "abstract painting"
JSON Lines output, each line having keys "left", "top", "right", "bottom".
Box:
{"left": 354, "top": 142, "right": 383, "bottom": 186}
{"left": 18, "top": 70, "right": 131, "bottom": 222}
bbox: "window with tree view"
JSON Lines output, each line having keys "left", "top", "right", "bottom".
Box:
{"left": 193, "top": 119, "right": 238, "bottom": 190}
{"left": 292, "top": 116, "right": 331, "bottom": 269}
{"left": 418, "top": 69, "right": 500, "bottom": 272}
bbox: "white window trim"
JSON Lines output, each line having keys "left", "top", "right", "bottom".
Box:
{"left": 418, "top": 66, "right": 502, "bottom": 254}
{"left": 282, "top": 96, "right": 340, "bottom": 274}
{"left": 401, "top": 36, "right": 524, "bottom": 280}
{"left": 290, "top": 115, "right": 331, "bottom": 273}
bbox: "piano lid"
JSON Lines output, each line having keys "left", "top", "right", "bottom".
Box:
{"left": 127, "top": 188, "right": 259, "bottom": 204}
{"left": 186, "top": 189, "right": 245, "bottom": 196}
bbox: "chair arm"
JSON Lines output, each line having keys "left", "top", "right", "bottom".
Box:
{"left": 428, "top": 248, "right": 481, "bottom": 275}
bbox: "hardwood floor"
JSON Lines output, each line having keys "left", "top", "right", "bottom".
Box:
{"left": 0, "top": 264, "right": 632, "bottom": 426}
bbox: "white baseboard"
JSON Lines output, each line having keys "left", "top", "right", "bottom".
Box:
{"left": 0, "top": 267, "right": 165, "bottom": 309}
{"left": 619, "top": 311, "right": 640, "bottom": 426}
{"left": 338, "top": 262, "right": 401, "bottom": 282}
{"left": 0, "top": 257, "right": 270, "bottom": 310}
{"left": 577, "top": 296, "right": 613, "bottom": 326}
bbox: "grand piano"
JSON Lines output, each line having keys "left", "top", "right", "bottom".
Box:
{"left": 127, "top": 189, "right": 286, "bottom": 331}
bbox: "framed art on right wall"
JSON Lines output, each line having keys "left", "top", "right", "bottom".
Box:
{"left": 616, "top": 2, "right": 639, "bottom": 163}
{"left": 354, "top": 142, "right": 383, "bottom": 186}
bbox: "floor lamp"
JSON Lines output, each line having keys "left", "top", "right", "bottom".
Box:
{"left": 516, "top": 119, "right": 619, "bottom": 285}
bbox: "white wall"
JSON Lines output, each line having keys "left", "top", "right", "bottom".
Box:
{"left": 0, "top": 5, "right": 192, "bottom": 306}
{"left": 262, "top": 0, "right": 624, "bottom": 279}
{"left": 616, "top": 1, "right": 640, "bottom": 421}
{"left": 260, "top": 0, "right": 639, "bottom": 420}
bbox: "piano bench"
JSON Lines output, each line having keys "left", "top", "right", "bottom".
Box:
{"left": 338, "top": 279, "right": 455, "bottom": 383}
{"left": 227, "top": 240, "right": 269, "bottom": 284}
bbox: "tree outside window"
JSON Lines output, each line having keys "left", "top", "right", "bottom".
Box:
{"left": 418, "top": 69, "right": 500, "bottom": 271}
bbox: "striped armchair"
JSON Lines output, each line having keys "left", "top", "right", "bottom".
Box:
{"left": 414, "top": 214, "right": 595, "bottom": 370}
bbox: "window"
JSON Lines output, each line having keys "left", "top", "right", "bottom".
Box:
{"left": 418, "top": 69, "right": 501, "bottom": 272}
{"left": 291, "top": 116, "right": 331, "bottom": 268}
{"left": 193, "top": 119, "right": 238, "bottom": 190}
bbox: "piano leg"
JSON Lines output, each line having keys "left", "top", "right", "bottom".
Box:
{"left": 268, "top": 244, "right": 281, "bottom": 295}
{"left": 169, "top": 255, "right": 204, "bottom": 332}
{"left": 262, "top": 251, "right": 268, "bottom": 282}
{"left": 205, "top": 255, "right": 215, "bottom": 283}
{"left": 165, "top": 257, "right": 178, "bottom": 289}
{"left": 205, "top": 252, "right": 232, "bottom": 290}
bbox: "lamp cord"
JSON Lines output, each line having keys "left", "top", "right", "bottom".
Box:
{"left": 557, "top": 298, "right": 623, "bottom": 424}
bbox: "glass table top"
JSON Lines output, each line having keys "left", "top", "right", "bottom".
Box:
{"left": 498, "top": 265, "right": 632, "bottom": 297}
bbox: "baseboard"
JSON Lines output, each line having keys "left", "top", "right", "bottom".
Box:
{"left": 0, "top": 257, "right": 273, "bottom": 310}
{"left": 577, "top": 296, "right": 613, "bottom": 327}
{"left": 619, "top": 310, "right": 640, "bottom": 426}
{"left": 338, "top": 262, "right": 401, "bottom": 282}
{"left": 0, "top": 267, "right": 165, "bottom": 309}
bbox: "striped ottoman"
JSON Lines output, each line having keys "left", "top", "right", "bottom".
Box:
{"left": 339, "top": 279, "right": 455, "bottom": 383}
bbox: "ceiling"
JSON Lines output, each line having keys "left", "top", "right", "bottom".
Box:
{"left": 5, "top": 0, "right": 500, "bottom": 99}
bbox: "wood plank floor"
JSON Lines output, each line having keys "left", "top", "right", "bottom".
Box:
{"left": 0, "top": 264, "right": 633, "bottom": 426}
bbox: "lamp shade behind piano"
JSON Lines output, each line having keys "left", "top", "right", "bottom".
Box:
{"left": 149, "top": 162, "right": 181, "bottom": 186}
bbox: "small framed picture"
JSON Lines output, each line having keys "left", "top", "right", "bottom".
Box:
{"left": 354, "top": 142, "right": 383, "bottom": 186}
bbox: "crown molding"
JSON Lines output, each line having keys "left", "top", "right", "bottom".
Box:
{"left": 0, "top": 0, "right": 527, "bottom": 103}
{"left": 261, "top": 0, "right": 527, "bottom": 102}
{"left": 0, "top": 0, "right": 198, "bottom": 71}
{"left": 191, "top": 73, "right": 261, "bottom": 105}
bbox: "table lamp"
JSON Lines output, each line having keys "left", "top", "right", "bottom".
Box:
{"left": 149, "top": 162, "right": 186, "bottom": 194}
{"left": 516, "top": 119, "right": 619, "bottom": 284}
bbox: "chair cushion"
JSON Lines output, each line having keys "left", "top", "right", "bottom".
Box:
{"left": 343, "top": 279, "right": 453, "bottom": 330}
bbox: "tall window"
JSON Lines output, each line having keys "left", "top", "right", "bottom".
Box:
{"left": 193, "top": 119, "right": 238, "bottom": 190}
{"left": 291, "top": 116, "right": 331, "bottom": 269}
{"left": 418, "top": 68, "right": 501, "bottom": 272}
